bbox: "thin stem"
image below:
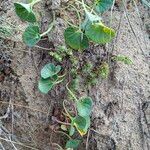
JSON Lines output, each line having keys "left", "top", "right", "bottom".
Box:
{"left": 40, "top": 11, "right": 56, "bottom": 37}
{"left": 55, "top": 78, "right": 64, "bottom": 84}
{"left": 54, "top": 130, "right": 72, "bottom": 139}
{"left": 63, "top": 100, "right": 72, "bottom": 120}
{"left": 66, "top": 83, "right": 78, "bottom": 102}
{"left": 54, "top": 117, "right": 71, "bottom": 126}
{"left": 51, "top": 143, "right": 63, "bottom": 150}
{"left": 64, "top": 19, "right": 79, "bottom": 28}
{"left": 58, "top": 73, "right": 66, "bottom": 79}
{"left": 75, "top": 0, "right": 98, "bottom": 16}
{"left": 40, "top": 22, "right": 54, "bottom": 37}
{"left": 30, "top": 0, "right": 42, "bottom": 7}
{"left": 69, "top": 4, "right": 82, "bottom": 29}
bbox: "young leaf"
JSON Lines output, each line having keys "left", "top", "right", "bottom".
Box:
{"left": 69, "top": 125, "right": 75, "bottom": 136}
{"left": 95, "top": 0, "right": 113, "bottom": 13}
{"left": 38, "top": 78, "right": 53, "bottom": 94}
{"left": 77, "top": 97, "right": 93, "bottom": 117}
{"left": 65, "top": 139, "right": 80, "bottom": 149}
{"left": 22, "top": 25, "right": 41, "bottom": 47}
{"left": 99, "top": 62, "right": 109, "bottom": 79}
{"left": 85, "top": 22, "right": 115, "bottom": 44}
{"left": 14, "top": 3, "right": 36, "bottom": 22}
{"left": 41, "top": 63, "right": 61, "bottom": 79}
{"left": 64, "top": 27, "right": 89, "bottom": 50}
{"left": 61, "top": 125, "right": 67, "bottom": 131}
{"left": 112, "top": 55, "right": 133, "bottom": 65}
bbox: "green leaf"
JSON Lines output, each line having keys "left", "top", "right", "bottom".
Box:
{"left": 73, "top": 116, "right": 86, "bottom": 130}
{"left": 65, "top": 139, "right": 80, "bottom": 149}
{"left": 73, "top": 116, "right": 91, "bottom": 136}
{"left": 64, "top": 27, "right": 89, "bottom": 50}
{"left": 69, "top": 125, "right": 75, "bottom": 136}
{"left": 112, "top": 55, "right": 133, "bottom": 65}
{"left": 84, "top": 116, "right": 91, "bottom": 133}
{"left": 85, "top": 22, "right": 115, "bottom": 44}
{"left": 22, "top": 25, "right": 41, "bottom": 47}
{"left": 38, "top": 78, "right": 53, "bottom": 94}
{"left": 95, "top": 0, "right": 113, "bottom": 13}
{"left": 41, "top": 63, "right": 61, "bottom": 79}
{"left": 77, "top": 97, "right": 93, "bottom": 117}
{"left": 14, "top": 2, "right": 36, "bottom": 22}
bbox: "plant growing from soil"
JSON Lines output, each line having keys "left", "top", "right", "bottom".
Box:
{"left": 64, "top": 0, "right": 115, "bottom": 51}
{"left": 112, "top": 55, "right": 133, "bottom": 65}
{"left": 38, "top": 63, "right": 64, "bottom": 94}
{"left": 14, "top": 0, "right": 133, "bottom": 149}
{"left": 14, "top": 0, "right": 54, "bottom": 47}
{"left": 53, "top": 84, "right": 93, "bottom": 149}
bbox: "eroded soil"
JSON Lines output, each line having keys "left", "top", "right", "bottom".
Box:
{"left": 0, "top": 0, "right": 150, "bottom": 150}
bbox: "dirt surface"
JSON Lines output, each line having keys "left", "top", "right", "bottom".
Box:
{"left": 0, "top": 0, "right": 150, "bottom": 150}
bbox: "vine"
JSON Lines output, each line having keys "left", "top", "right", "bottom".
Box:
{"left": 14, "top": 0, "right": 132, "bottom": 149}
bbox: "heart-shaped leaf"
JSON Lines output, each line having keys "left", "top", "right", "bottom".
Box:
{"left": 38, "top": 78, "right": 53, "bottom": 94}
{"left": 77, "top": 97, "right": 93, "bottom": 117}
{"left": 65, "top": 139, "right": 80, "bottom": 149}
{"left": 85, "top": 22, "right": 115, "bottom": 44}
{"left": 73, "top": 116, "right": 86, "bottom": 130}
{"left": 64, "top": 27, "right": 89, "bottom": 50}
{"left": 73, "top": 116, "right": 91, "bottom": 136}
{"left": 41, "top": 63, "right": 61, "bottom": 79}
{"left": 14, "top": 2, "right": 36, "bottom": 22}
{"left": 95, "top": 0, "right": 113, "bottom": 13}
{"left": 22, "top": 25, "right": 41, "bottom": 47}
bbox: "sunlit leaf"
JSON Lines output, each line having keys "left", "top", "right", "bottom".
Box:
{"left": 64, "top": 27, "right": 89, "bottom": 50}
{"left": 95, "top": 0, "right": 113, "bottom": 13}
{"left": 77, "top": 97, "right": 93, "bottom": 117}
{"left": 41, "top": 63, "right": 61, "bottom": 79}
{"left": 22, "top": 25, "right": 41, "bottom": 47}
{"left": 65, "top": 139, "right": 80, "bottom": 149}
{"left": 14, "top": 2, "right": 36, "bottom": 22}
{"left": 38, "top": 78, "right": 53, "bottom": 94}
{"left": 85, "top": 22, "right": 115, "bottom": 44}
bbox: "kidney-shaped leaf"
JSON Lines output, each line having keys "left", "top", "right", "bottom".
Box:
{"left": 41, "top": 63, "right": 61, "bottom": 79}
{"left": 65, "top": 139, "right": 80, "bottom": 149}
{"left": 77, "top": 97, "right": 93, "bottom": 117}
{"left": 95, "top": 0, "right": 113, "bottom": 13}
{"left": 64, "top": 27, "right": 89, "bottom": 50}
{"left": 14, "top": 2, "right": 36, "bottom": 22}
{"left": 38, "top": 78, "right": 53, "bottom": 94}
{"left": 85, "top": 22, "right": 115, "bottom": 44}
{"left": 22, "top": 25, "right": 41, "bottom": 47}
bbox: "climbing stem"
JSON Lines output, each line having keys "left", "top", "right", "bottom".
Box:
{"left": 40, "top": 22, "right": 54, "bottom": 37}
{"left": 63, "top": 100, "right": 73, "bottom": 120}
{"left": 66, "top": 83, "right": 78, "bottom": 102}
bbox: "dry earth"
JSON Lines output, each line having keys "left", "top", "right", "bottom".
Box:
{"left": 0, "top": 0, "right": 150, "bottom": 150}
